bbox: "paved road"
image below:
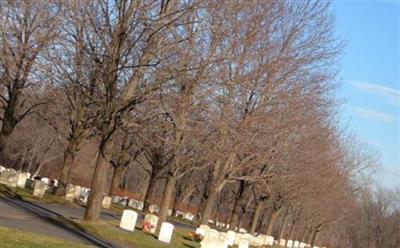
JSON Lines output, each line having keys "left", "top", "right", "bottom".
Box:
{"left": 0, "top": 197, "right": 122, "bottom": 248}
{"left": 0, "top": 196, "right": 194, "bottom": 247}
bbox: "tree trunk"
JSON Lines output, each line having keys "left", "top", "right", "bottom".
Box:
{"left": 307, "top": 229, "right": 316, "bottom": 244}
{"left": 109, "top": 165, "right": 125, "bottom": 196}
{"left": 229, "top": 180, "right": 246, "bottom": 231}
{"left": 300, "top": 226, "right": 308, "bottom": 243}
{"left": 278, "top": 213, "right": 289, "bottom": 242}
{"left": 311, "top": 230, "right": 320, "bottom": 247}
{"left": 83, "top": 144, "right": 110, "bottom": 222}
{"left": 200, "top": 182, "right": 220, "bottom": 225}
{"left": 157, "top": 173, "right": 176, "bottom": 230}
{"left": 0, "top": 133, "right": 9, "bottom": 161}
{"left": 286, "top": 222, "right": 296, "bottom": 247}
{"left": 250, "top": 198, "right": 266, "bottom": 234}
{"left": 0, "top": 101, "right": 16, "bottom": 160}
{"left": 142, "top": 171, "right": 158, "bottom": 213}
{"left": 54, "top": 146, "right": 75, "bottom": 196}
{"left": 265, "top": 208, "right": 281, "bottom": 236}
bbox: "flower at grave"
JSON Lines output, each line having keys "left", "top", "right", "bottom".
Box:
{"left": 142, "top": 220, "right": 154, "bottom": 232}
{"left": 184, "top": 231, "right": 202, "bottom": 242}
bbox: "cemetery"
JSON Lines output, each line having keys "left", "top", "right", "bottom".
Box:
{"left": 0, "top": 1, "right": 398, "bottom": 248}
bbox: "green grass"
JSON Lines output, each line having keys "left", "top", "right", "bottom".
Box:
{"left": 0, "top": 226, "right": 94, "bottom": 248}
{"left": 79, "top": 220, "right": 200, "bottom": 248}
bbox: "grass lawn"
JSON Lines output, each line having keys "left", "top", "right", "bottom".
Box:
{"left": 0, "top": 226, "right": 94, "bottom": 248}
{"left": 80, "top": 220, "right": 200, "bottom": 248}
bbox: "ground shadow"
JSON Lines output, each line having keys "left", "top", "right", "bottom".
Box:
{"left": 0, "top": 189, "right": 121, "bottom": 248}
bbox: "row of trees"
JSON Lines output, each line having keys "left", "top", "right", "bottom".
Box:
{"left": 1, "top": 1, "right": 396, "bottom": 247}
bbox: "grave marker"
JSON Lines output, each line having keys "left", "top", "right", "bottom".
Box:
{"left": 158, "top": 222, "right": 174, "bottom": 243}
{"left": 33, "top": 181, "right": 46, "bottom": 198}
{"left": 119, "top": 210, "right": 138, "bottom": 232}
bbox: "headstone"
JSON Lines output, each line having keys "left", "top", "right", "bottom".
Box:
{"left": 119, "top": 209, "right": 138, "bottom": 232}
{"left": 119, "top": 196, "right": 128, "bottom": 207}
{"left": 175, "top": 210, "right": 184, "bottom": 218}
{"left": 234, "top": 233, "right": 244, "bottom": 246}
{"left": 253, "top": 235, "right": 265, "bottom": 247}
{"left": 168, "top": 209, "right": 172, "bottom": 216}
{"left": 0, "top": 166, "right": 6, "bottom": 173}
{"left": 33, "top": 181, "right": 46, "bottom": 198}
{"left": 238, "top": 234, "right": 250, "bottom": 248}
{"left": 112, "top": 196, "right": 121, "bottom": 203}
{"left": 143, "top": 214, "right": 158, "bottom": 233}
{"left": 16, "top": 172, "right": 28, "bottom": 188}
{"left": 293, "top": 240, "right": 300, "bottom": 248}
{"left": 227, "top": 230, "right": 236, "bottom": 246}
{"left": 239, "top": 228, "right": 247, "bottom": 233}
{"left": 299, "top": 242, "right": 306, "bottom": 248}
{"left": 149, "top": 204, "right": 160, "bottom": 214}
{"left": 279, "top": 239, "right": 286, "bottom": 246}
{"left": 158, "top": 222, "right": 174, "bottom": 243}
{"left": 196, "top": 224, "right": 210, "bottom": 237}
{"left": 74, "top": 185, "right": 82, "bottom": 198}
{"left": 265, "top": 235, "right": 275, "bottom": 246}
{"left": 65, "top": 184, "right": 75, "bottom": 201}
{"left": 201, "top": 229, "right": 219, "bottom": 248}
{"left": 287, "top": 240, "right": 294, "bottom": 247}
{"left": 183, "top": 212, "right": 195, "bottom": 221}
{"left": 102, "top": 196, "right": 112, "bottom": 209}
{"left": 41, "top": 177, "right": 50, "bottom": 184}
{"left": 0, "top": 170, "right": 18, "bottom": 187}
{"left": 217, "top": 232, "right": 229, "bottom": 248}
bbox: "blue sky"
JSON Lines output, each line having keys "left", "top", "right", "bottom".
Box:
{"left": 332, "top": 1, "right": 399, "bottom": 189}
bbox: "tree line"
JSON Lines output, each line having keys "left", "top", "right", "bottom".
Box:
{"left": 1, "top": 1, "right": 397, "bottom": 247}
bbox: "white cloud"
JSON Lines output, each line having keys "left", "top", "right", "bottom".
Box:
{"left": 349, "top": 81, "right": 400, "bottom": 105}
{"left": 348, "top": 106, "right": 395, "bottom": 124}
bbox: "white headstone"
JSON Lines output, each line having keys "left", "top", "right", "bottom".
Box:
{"left": 33, "top": 181, "right": 46, "bottom": 198}
{"left": 74, "top": 185, "right": 82, "bottom": 198}
{"left": 0, "top": 166, "right": 6, "bottom": 173}
{"left": 293, "top": 240, "right": 300, "bottom": 248}
{"left": 158, "top": 222, "right": 174, "bottom": 243}
{"left": 149, "top": 204, "right": 160, "bottom": 214}
{"left": 217, "top": 232, "right": 229, "bottom": 248}
{"left": 65, "top": 184, "right": 75, "bottom": 201}
{"left": 119, "top": 209, "right": 138, "bottom": 232}
{"left": 112, "top": 196, "right": 121, "bottom": 203}
{"left": 265, "top": 235, "right": 275, "bottom": 246}
{"left": 238, "top": 234, "right": 250, "bottom": 248}
{"left": 184, "top": 212, "right": 195, "bottom": 221}
{"left": 227, "top": 231, "right": 236, "bottom": 246}
{"left": 287, "top": 239, "right": 294, "bottom": 247}
{"left": 41, "top": 177, "right": 50, "bottom": 184}
{"left": 196, "top": 224, "right": 210, "bottom": 237}
{"left": 201, "top": 229, "right": 219, "bottom": 248}
{"left": 0, "top": 170, "right": 18, "bottom": 187}
{"left": 143, "top": 214, "right": 158, "bottom": 233}
{"left": 102, "top": 196, "right": 112, "bottom": 209}
{"left": 16, "top": 172, "right": 28, "bottom": 188}
{"left": 279, "top": 239, "right": 286, "bottom": 246}
{"left": 234, "top": 233, "right": 244, "bottom": 246}
{"left": 253, "top": 235, "right": 265, "bottom": 247}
